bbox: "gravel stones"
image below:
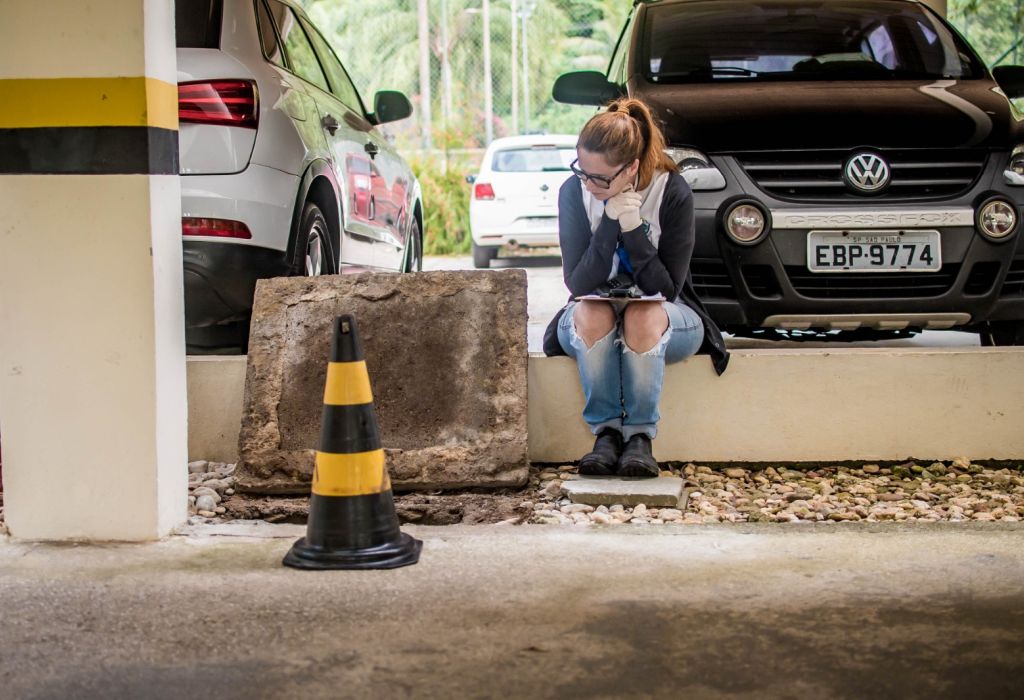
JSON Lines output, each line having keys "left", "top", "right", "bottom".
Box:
{"left": 528, "top": 461, "right": 1024, "bottom": 526}
{"left": 187, "top": 461, "right": 236, "bottom": 521}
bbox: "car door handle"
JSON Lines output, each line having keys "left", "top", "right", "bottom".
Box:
{"left": 321, "top": 114, "right": 339, "bottom": 135}
{"left": 364, "top": 141, "right": 380, "bottom": 159}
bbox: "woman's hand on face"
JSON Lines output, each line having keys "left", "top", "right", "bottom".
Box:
{"left": 618, "top": 202, "right": 643, "bottom": 232}
{"left": 604, "top": 190, "right": 643, "bottom": 221}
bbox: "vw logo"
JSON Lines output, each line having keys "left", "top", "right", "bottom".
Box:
{"left": 844, "top": 153, "right": 891, "bottom": 193}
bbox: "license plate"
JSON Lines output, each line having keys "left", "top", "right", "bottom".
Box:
{"left": 525, "top": 217, "right": 556, "bottom": 229}
{"left": 807, "top": 230, "right": 941, "bottom": 272}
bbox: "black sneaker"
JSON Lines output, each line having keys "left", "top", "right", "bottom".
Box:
{"left": 617, "top": 434, "right": 659, "bottom": 478}
{"left": 578, "top": 428, "right": 623, "bottom": 476}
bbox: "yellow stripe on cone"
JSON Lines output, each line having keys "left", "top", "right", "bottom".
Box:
{"left": 312, "top": 449, "right": 392, "bottom": 497}
{"left": 323, "top": 361, "right": 374, "bottom": 406}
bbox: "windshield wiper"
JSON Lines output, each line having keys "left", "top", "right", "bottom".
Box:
{"left": 654, "top": 66, "right": 759, "bottom": 79}
{"left": 709, "top": 66, "right": 759, "bottom": 76}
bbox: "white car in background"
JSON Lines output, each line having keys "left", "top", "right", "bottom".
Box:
{"left": 468, "top": 135, "right": 578, "bottom": 268}
{"left": 176, "top": 0, "right": 422, "bottom": 352}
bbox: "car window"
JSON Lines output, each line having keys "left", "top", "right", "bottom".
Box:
{"left": 607, "top": 10, "right": 637, "bottom": 84}
{"left": 256, "top": 0, "right": 285, "bottom": 68}
{"left": 492, "top": 147, "right": 575, "bottom": 172}
{"left": 175, "top": 0, "right": 222, "bottom": 48}
{"left": 300, "top": 17, "right": 364, "bottom": 111}
{"left": 266, "top": 0, "right": 330, "bottom": 92}
{"left": 642, "top": 0, "right": 985, "bottom": 82}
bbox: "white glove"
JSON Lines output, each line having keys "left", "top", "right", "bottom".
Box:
{"left": 618, "top": 201, "right": 643, "bottom": 232}
{"left": 604, "top": 190, "right": 642, "bottom": 223}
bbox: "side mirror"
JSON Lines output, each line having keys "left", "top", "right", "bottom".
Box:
{"left": 993, "top": 65, "right": 1024, "bottom": 100}
{"left": 465, "top": 174, "right": 477, "bottom": 184}
{"left": 552, "top": 71, "right": 623, "bottom": 106}
{"left": 371, "top": 90, "right": 413, "bottom": 124}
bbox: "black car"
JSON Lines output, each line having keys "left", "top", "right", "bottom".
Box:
{"left": 554, "top": 0, "right": 1024, "bottom": 345}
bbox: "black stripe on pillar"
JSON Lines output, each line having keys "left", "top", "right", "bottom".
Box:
{"left": 0, "top": 127, "right": 179, "bottom": 175}
{"left": 319, "top": 403, "right": 381, "bottom": 455}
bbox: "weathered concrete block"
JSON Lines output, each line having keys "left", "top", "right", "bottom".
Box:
{"left": 236, "top": 270, "right": 528, "bottom": 494}
{"left": 562, "top": 476, "right": 687, "bottom": 507}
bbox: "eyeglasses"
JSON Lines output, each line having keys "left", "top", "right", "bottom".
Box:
{"left": 569, "top": 158, "right": 629, "bottom": 190}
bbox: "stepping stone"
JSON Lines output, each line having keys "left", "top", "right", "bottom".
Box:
{"left": 562, "top": 476, "right": 687, "bottom": 507}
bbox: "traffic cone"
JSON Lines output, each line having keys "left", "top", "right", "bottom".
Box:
{"left": 283, "top": 314, "right": 422, "bottom": 570}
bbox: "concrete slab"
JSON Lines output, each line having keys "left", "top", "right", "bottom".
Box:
{"left": 562, "top": 475, "right": 686, "bottom": 507}
{"left": 1, "top": 524, "right": 1022, "bottom": 698}
{"left": 236, "top": 270, "right": 529, "bottom": 493}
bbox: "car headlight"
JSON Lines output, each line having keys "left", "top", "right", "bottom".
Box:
{"left": 723, "top": 200, "right": 770, "bottom": 245}
{"left": 664, "top": 147, "right": 726, "bottom": 191}
{"left": 1004, "top": 145, "right": 1024, "bottom": 185}
{"left": 977, "top": 198, "right": 1018, "bottom": 241}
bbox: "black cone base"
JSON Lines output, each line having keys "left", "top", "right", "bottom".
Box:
{"left": 282, "top": 491, "right": 422, "bottom": 570}
{"left": 282, "top": 532, "right": 422, "bottom": 570}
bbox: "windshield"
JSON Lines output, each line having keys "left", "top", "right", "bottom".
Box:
{"left": 491, "top": 147, "right": 576, "bottom": 172}
{"left": 643, "top": 0, "right": 985, "bottom": 83}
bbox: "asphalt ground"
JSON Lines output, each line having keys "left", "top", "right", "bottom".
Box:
{"left": 1, "top": 522, "right": 1021, "bottom": 699}
{"left": 423, "top": 255, "right": 983, "bottom": 353}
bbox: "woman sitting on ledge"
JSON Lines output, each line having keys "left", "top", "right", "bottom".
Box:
{"left": 543, "top": 97, "right": 729, "bottom": 478}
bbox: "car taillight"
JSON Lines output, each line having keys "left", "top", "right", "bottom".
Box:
{"left": 474, "top": 183, "right": 495, "bottom": 200}
{"left": 178, "top": 80, "right": 258, "bottom": 129}
{"left": 182, "top": 217, "right": 252, "bottom": 239}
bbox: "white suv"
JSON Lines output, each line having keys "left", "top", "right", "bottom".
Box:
{"left": 468, "top": 135, "right": 578, "bottom": 268}
{"left": 176, "top": 0, "right": 422, "bottom": 351}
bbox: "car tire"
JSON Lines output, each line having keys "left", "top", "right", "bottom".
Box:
{"left": 403, "top": 218, "right": 422, "bottom": 273}
{"left": 293, "top": 202, "right": 336, "bottom": 277}
{"left": 979, "top": 320, "right": 1024, "bottom": 346}
{"left": 472, "top": 240, "right": 498, "bottom": 269}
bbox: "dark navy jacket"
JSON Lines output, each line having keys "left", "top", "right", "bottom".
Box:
{"left": 543, "top": 171, "right": 729, "bottom": 375}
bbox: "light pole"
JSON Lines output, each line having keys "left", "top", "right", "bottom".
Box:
{"left": 466, "top": 1, "right": 494, "bottom": 146}
{"left": 510, "top": 0, "right": 519, "bottom": 135}
{"left": 417, "top": 0, "right": 432, "bottom": 150}
{"left": 520, "top": 0, "right": 536, "bottom": 134}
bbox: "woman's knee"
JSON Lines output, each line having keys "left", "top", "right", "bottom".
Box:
{"left": 622, "top": 303, "right": 669, "bottom": 353}
{"left": 573, "top": 301, "right": 616, "bottom": 347}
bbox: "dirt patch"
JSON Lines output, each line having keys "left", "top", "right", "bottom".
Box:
{"left": 222, "top": 489, "right": 532, "bottom": 526}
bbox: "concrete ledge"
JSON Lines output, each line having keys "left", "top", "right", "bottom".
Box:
{"left": 188, "top": 347, "right": 1024, "bottom": 466}
{"left": 529, "top": 348, "right": 1024, "bottom": 463}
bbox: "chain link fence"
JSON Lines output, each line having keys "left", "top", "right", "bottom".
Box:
{"left": 302, "top": 0, "right": 627, "bottom": 162}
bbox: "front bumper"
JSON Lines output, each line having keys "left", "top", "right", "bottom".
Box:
{"left": 183, "top": 241, "right": 290, "bottom": 328}
{"left": 690, "top": 155, "right": 1024, "bottom": 332}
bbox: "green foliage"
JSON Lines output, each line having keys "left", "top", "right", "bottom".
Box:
{"left": 949, "top": 0, "right": 1024, "bottom": 66}
{"left": 409, "top": 156, "right": 472, "bottom": 255}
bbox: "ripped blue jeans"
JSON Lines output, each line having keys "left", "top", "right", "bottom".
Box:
{"left": 557, "top": 300, "right": 704, "bottom": 440}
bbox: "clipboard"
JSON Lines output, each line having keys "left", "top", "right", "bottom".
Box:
{"left": 575, "top": 292, "right": 667, "bottom": 306}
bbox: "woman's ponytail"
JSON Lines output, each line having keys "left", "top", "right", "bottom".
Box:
{"left": 578, "top": 97, "right": 677, "bottom": 190}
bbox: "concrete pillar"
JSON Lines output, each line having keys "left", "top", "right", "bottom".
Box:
{"left": 0, "top": 0, "right": 187, "bottom": 539}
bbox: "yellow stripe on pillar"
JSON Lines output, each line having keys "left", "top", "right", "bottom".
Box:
{"left": 323, "top": 361, "right": 374, "bottom": 406}
{"left": 312, "top": 449, "right": 391, "bottom": 497}
{"left": 0, "top": 77, "right": 178, "bottom": 130}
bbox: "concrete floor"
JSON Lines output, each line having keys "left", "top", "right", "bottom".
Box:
{"left": 1, "top": 522, "right": 1022, "bottom": 699}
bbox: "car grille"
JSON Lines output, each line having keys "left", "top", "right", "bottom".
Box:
{"left": 964, "top": 262, "right": 1000, "bottom": 296}
{"left": 741, "top": 265, "right": 781, "bottom": 298}
{"left": 734, "top": 149, "right": 988, "bottom": 201}
{"left": 691, "top": 260, "right": 737, "bottom": 299}
{"left": 784, "top": 264, "right": 961, "bottom": 299}
{"left": 1000, "top": 260, "right": 1024, "bottom": 297}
